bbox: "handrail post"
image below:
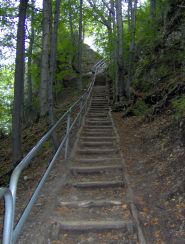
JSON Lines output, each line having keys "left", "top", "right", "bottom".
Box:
{"left": 79, "top": 97, "right": 83, "bottom": 127}
{"left": 65, "top": 109, "right": 71, "bottom": 159}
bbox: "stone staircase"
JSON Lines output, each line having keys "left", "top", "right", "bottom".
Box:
{"left": 50, "top": 85, "right": 138, "bottom": 243}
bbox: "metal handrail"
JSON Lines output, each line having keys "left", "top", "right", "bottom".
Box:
{"left": 0, "top": 188, "right": 13, "bottom": 244}
{"left": 0, "top": 60, "right": 105, "bottom": 244}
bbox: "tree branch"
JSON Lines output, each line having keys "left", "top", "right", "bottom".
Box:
{"left": 87, "top": 0, "right": 111, "bottom": 30}
{"left": 177, "top": 5, "right": 185, "bottom": 8}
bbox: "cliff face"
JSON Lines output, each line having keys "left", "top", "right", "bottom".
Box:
{"left": 127, "top": 1, "right": 185, "bottom": 120}
{"left": 134, "top": 1, "right": 185, "bottom": 91}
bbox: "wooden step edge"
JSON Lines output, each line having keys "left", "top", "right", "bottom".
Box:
{"left": 83, "top": 125, "right": 114, "bottom": 130}
{"left": 69, "top": 157, "right": 121, "bottom": 163}
{"left": 83, "top": 128, "right": 113, "bottom": 131}
{"left": 79, "top": 136, "right": 117, "bottom": 140}
{"left": 70, "top": 165, "right": 122, "bottom": 173}
{"left": 55, "top": 220, "right": 133, "bottom": 231}
{"left": 86, "top": 122, "right": 112, "bottom": 125}
{"left": 76, "top": 149, "right": 119, "bottom": 154}
{"left": 72, "top": 180, "right": 125, "bottom": 188}
{"left": 81, "top": 131, "right": 114, "bottom": 134}
{"left": 59, "top": 199, "right": 122, "bottom": 208}
{"left": 78, "top": 141, "right": 116, "bottom": 146}
{"left": 76, "top": 149, "right": 118, "bottom": 152}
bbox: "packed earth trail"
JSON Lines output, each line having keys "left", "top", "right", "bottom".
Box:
{"left": 17, "top": 79, "right": 145, "bottom": 243}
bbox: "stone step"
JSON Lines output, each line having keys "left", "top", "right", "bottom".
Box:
{"left": 72, "top": 180, "right": 124, "bottom": 188}
{"left": 70, "top": 165, "right": 122, "bottom": 173}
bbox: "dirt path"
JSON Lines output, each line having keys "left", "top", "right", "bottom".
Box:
{"left": 113, "top": 113, "right": 185, "bottom": 244}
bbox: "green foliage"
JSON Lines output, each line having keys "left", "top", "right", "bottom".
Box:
{"left": 172, "top": 95, "right": 185, "bottom": 120}
{"left": 130, "top": 100, "right": 150, "bottom": 116}
{"left": 0, "top": 65, "right": 14, "bottom": 135}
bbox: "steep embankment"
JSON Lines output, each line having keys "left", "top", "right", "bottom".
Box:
{"left": 113, "top": 113, "right": 185, "bottom": 243}
{"left": 127, "top": 1, "right": 185, "bottom": 119}
{"left": 114, "top": 2, "right": 185, "bottom": 243}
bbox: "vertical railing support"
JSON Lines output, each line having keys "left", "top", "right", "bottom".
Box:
{"left": 78, "top": 97, "right": 83, "bottom": 127}
{"left": 65, "top": 109, "right": 71, "bottom": 159}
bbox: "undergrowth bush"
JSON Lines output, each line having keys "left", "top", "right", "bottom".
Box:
{"left": 172, "top": 95, "right": 185, "bottom": 120}
{"left": 130, "top": 100, "right": 150, "bottom": 116}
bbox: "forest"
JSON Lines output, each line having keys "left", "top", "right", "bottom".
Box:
{"left": 0, "top": 0, "right": 185, "bottom": 243}
{"left": 0, "top": 0, "right": 184, "bottom": 164}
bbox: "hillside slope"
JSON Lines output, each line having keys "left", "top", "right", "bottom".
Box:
{"left": 127, "top": 1, "right": 185, "bottom": 119}
{"left": 113, "top": 1, "right": 185, "bottom": 242}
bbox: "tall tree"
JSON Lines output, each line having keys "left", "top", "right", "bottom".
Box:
{"left": 40, "top": 0, "right": 52, "bottom": 117}
{"left": 48, "top": 0, "right": 61, "bottom": 125}
{"left": 150, "top": 0, "right": 156, "bottom": 19}
{"left": 126, "top": 0, "right": 137, "bottom": 98}
{"left": 48, "top": 0, "right": 61, "bottom": 148}
{"left": 76, "top": 0, "right": 83, "bottom": 90}
{"left": 68, "top": 0, "right": 76, "bottom": 71}
{"left": 27, "top": 0, "right": 36, "bottom": 111}
{"left": 12, "top": 0, "right": 28, "bottom": 165}
{"left": 115, "top": 0, "right": 124, "bottom": 100}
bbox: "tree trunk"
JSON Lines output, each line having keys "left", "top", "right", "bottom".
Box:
{"left": 115, "top": 0, "right": 125, "bottom": 100}
{"left": 126, "top": 0, "right": 137, "bottom": 98}
{"left": 48, "top": 0, "right": 61, "bottom": 148}
{"left": 150, "top": 0, "right": 156, "bottom": 19}
{"left": 12, "top": 0, "right": 28, "bottom": 165}
{"left": 76, "top": 0, "right": 83, "bottom": 91}
{"left": 69, "top": 0, "right": 78, "bottom": 75}
{"left": 110, "top": 0, "right": 119, "bottom": 102}
{"left": 27, "top": 0, "right": 35, "bottom": 111}
{"left": 127, "top": 0, "right": 132, "bottom": 32}
{"left": 40, "top": 0, "right": 52, "bottom": 117}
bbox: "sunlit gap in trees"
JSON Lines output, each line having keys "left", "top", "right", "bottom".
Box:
{"left": 84, "top": 0, "right": 147, "bottom": 52}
